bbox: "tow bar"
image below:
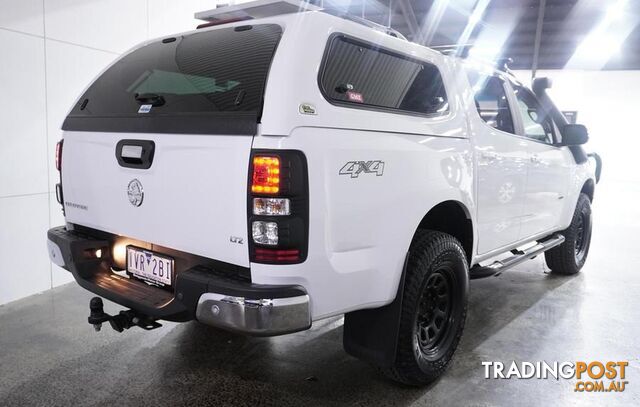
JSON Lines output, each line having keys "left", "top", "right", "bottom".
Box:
{"left": 88, "top": 297, "right": 162, "bottom": 333}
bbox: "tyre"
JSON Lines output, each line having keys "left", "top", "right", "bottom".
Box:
{"left": 544, "top": 193, "right": 592, "bottom": 275}
{"left": 382, "top": 230, "right": 468, "bottom": 386}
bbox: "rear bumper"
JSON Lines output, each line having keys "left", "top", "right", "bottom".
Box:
{"left": 47, "top": 226, "right": 311, "bottom": 336}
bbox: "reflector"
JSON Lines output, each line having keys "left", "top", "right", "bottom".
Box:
{"left": 254, "top": 248, "right": 300, "bottom": 262}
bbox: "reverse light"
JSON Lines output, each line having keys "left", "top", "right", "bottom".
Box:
{"left": 251, "top": 156, "right": 280, "bottom": 194}
{"left": 252, "top": 221, "right": 278, "bottom": 245}
{"left": 55, "top": 140, "right": 63, "bottom": 171}
{"left": 253, "top": 198, "right": 290, "bottom": 216}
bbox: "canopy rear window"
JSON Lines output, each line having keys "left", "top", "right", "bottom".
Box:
{"left": 63, "top": 24, "right": 282, "bottom": 135}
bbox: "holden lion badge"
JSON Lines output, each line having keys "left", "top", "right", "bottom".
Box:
{"left": 127, "top": 179, "right": 144, "bottom": 207}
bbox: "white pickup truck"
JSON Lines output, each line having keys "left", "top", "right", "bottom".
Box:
{"left": 46, "top": 2, "right": 600, "bottom": 386}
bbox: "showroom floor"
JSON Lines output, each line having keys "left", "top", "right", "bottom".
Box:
{"left": 1, "top": 180, "right": 638, "bottom": 407}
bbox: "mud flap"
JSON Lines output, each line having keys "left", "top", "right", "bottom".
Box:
{"left": 342, "top": 253, "right": 409, "bottom": 368}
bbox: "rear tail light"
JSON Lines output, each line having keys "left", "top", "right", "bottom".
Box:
{"left": 55, "top": 140, "right": 63, "bottom": 171}
{"left": 251, "top": 156, "right": 280, "bottom": 194}
{"left": 248, "top": 150, "right": 308, "bottom": 264}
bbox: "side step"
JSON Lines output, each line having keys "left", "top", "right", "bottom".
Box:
{"left": 469, "top": 234, "right": 565, "bottom": 280}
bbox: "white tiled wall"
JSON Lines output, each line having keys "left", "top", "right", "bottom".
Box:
{"left": 0, "top": 0, "right": 226, "bottom": 305}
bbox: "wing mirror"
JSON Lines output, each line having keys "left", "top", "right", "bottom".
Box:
{"left": 561, "top": 124, "right": 589, "bottom": 146}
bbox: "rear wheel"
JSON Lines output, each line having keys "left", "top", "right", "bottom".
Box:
{"left": 382, "top": 230, "right": 468, "bottom": 386}
{"left": 545, "top": 193, "right": 592, "bottom": 275}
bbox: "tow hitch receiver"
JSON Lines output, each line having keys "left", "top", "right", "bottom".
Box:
{"left": 88, "top": 297, "right": 162, "bottom": 333}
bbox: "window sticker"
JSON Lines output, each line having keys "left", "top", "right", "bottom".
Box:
{"left": 138, "top": 104, "right": 152, "bottom": 114}
{"left": 346, "top": 91, "right": 364, "bottom": 103}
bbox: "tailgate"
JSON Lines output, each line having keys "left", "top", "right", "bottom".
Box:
{"left": 62, "top": 131, "right": 253, "bottom": 267}
{"left": 56, "top": 23, "right": 284, "bottom": 268}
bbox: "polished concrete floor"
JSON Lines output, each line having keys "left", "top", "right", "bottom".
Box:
{"left": 1, "top": 180, "right": 639, "bottom": 406}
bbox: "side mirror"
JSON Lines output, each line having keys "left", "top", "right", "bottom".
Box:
{"left": 561, "top": 124, "right": 589, "bottom": 146}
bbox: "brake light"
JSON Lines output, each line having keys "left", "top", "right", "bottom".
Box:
{"left": 251, "top": 156, "right": 280, "bottom": 194}
{"left": 55, "top": 140, "right": 63, "bottom": 171}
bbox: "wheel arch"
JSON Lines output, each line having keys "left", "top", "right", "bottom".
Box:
{"left": 581, "top": 178, "right": 595, "bottom": 202}
{"left": 413, "top": 200, "right": 474, "bottom": 264}
{"left": 343, "top": 202, "right": 474, "bottom": 369}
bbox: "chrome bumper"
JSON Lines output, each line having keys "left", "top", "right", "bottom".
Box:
{"left": 196, "top": 293, "right": 311, "bottom": 336}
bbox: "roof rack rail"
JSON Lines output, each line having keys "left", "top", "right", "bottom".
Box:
{"left": 195, "top": 0, "right": 320, "bottom": 22}
{"left": 430, "top": 44, "right": 474, "bottom": 57}
{"left": 195, "top": 0, "right": 406, "bottom": 40}
{"left": 321, "top": 9, "right": 407, "bottom": 40}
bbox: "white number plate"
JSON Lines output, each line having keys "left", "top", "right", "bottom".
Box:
{"left": 126, "top": 247, "right": 173, "bottom": 286}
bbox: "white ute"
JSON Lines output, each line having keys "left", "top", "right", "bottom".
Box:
{"left": 47, "top": 0, "right": 600, "bottom": 385}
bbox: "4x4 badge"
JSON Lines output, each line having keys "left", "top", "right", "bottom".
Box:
{"left": 127, "top": 179, "right": 144, "bottom": 207}
{"left": 339, "top": 161, "right": 385, "bottom": 178}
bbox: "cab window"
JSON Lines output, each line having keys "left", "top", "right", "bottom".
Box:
{"left": 513, "top": 86, "right": 555, "bottom": 144}
{"left": 467, "top": 73, "right": 515, "bottom": 134}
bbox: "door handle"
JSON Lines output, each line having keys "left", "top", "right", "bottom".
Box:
{"left": 481, "top": 151, "right": 498, "bottom": 161}
{"left": 116, "top": 139, "right": 155, "bottom": 169}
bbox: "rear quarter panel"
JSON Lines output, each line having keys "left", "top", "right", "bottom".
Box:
{"left": 252, "top": 129, "right": 473, "bottom": 320}
{"left": 254, "top": 13, "right": 474, "bottom": 319}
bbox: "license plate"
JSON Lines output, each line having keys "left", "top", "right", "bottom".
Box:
{"left": 126, "top": 246, "right": 174, "bottom": 286}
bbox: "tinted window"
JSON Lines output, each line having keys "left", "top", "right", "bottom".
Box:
{"left": 321, "top": 36, "right": 448, "bottom": 115}
{"left": 514, "top": 86, "right": 554, "bottom": 144}
{"left": 467, "top": 73, "right": 515, "bottom": 134}
{"left": 64, "top": 24, "right": 282, "bottom": 134}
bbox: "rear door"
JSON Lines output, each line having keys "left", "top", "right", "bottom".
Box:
{"left": 60, "top": 24, "right": 283, "bottom": 267}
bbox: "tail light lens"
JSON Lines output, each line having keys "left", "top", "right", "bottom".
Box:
{"left": 248, "top": 150, "right": 308, "bottom": 264}
{"left": 251, "top": 156, "right": 280, "bottom": 194}
{"left": 55, "top": 140, "right": 63, "bottom": 171}
{"left": 254, "top": 248, "right": 300, "bottom": 262}
{"left": 253, "top": 198, "right": 290, "bottom": 216}
{"left": 252, "top": 221, "right": 278, "bottom": 245}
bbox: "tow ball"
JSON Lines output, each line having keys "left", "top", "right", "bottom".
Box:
{"left": 88, "top": 297, "right": 162, "bottom": 332}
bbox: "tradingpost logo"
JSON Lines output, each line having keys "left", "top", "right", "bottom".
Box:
{"left": 482, "top": 361, "right": 629, "bottom": 393}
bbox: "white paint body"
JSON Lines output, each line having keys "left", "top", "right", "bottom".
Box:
{"left": 60, "top": 11, "right": 596, "bottom": 321}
